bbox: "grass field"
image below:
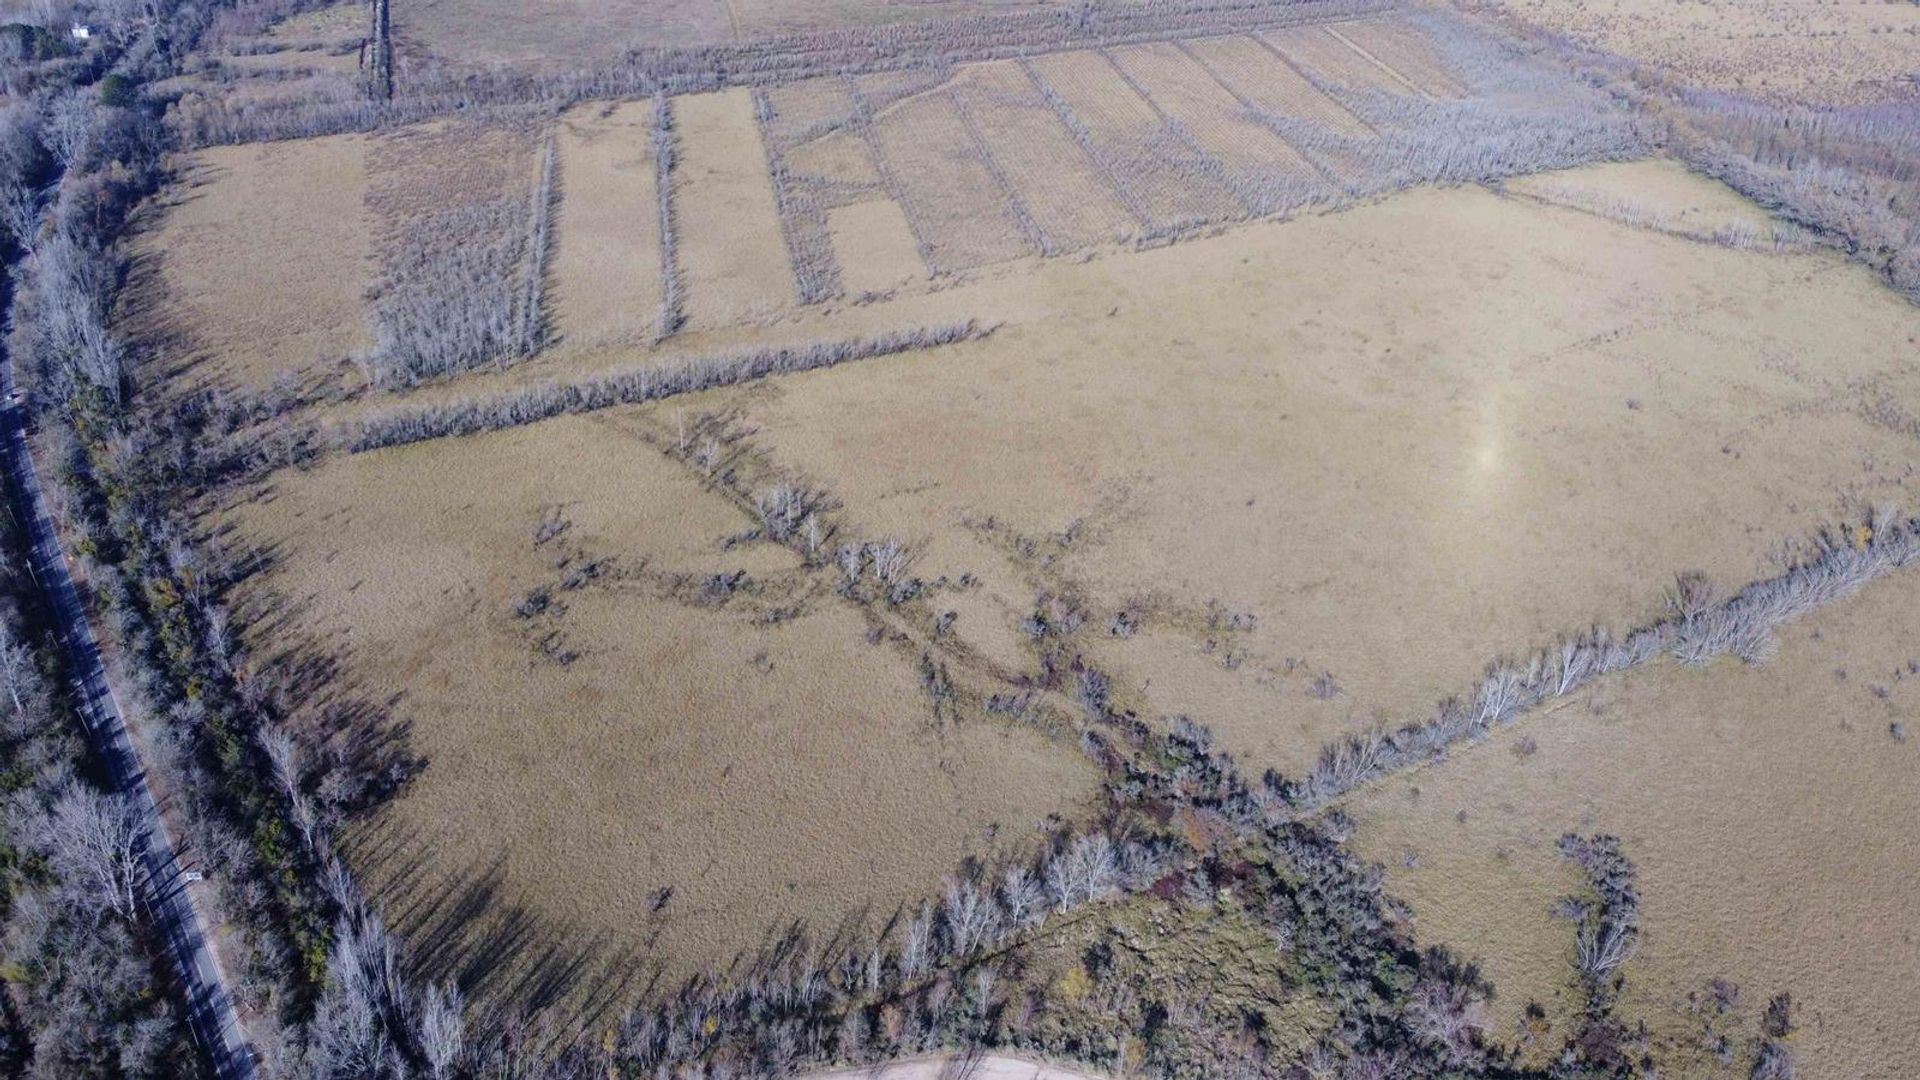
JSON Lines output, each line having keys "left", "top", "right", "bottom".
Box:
{"left": 218, "top": 408, "right": 1096, "bottom": 1002}
{"left": 180, "top": 149, "right": 1920, "bottom": 1014}
{"left": 112, "top": 1, "right": 1920, "bottom": 1061}
{"left": 685, "top": 163, "right": 1920, "bottom": 779}
{"left": 1346, "top": 566, "right": 1920, "bottom": 1077}
{"left": 549, "top": 100, "right": 665, "bottom": 351}
{"left": 125, "top": 133, "right": 374, "bottom": 394}
{"left": 1491, "top": 0, "right": 1920, "bottom": 104}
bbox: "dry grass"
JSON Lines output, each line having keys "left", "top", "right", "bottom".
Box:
{"left": 828, "top": 200, "right": 925, "bottom": 295}
{"left": 659, "top": 164, "right": 1920, "bottom": 782}
{"left": 124, "top": 133, "right": 375, "bottom": 393}
{"left": 1486, "top": 0, "right": 1920, "bottom": 105}
{"left": 549, "top": 100, "right": 666, "bottom": 351}
{"left": 216, "top": 409, "right": 1096, "bottom": 1003}
{"left": 1345, "top": 567, "right": 1920, "bottom": 1077}
{"left": 673, "top": 89, "right": 796, "bottom": 329}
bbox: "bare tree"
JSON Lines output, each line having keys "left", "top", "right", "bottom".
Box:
{"left": 42, "top": 783, "right": 144, "bottom": 921}
{"left": 416, "top": 981, "right": 466, "bottom": 1080}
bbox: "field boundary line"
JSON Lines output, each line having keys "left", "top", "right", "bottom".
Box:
{"left": 1322, "top": 23, "right": 1433, "bottom": 99}
{"left": 1171, "top": 38, "right": 1347, "bottom": 195}
{"left": 946, "top": 86, "right": 1053, "bottom": 257}
{"left": 1019, "top": 58, "right": 1155, "bottom": 234}
{"left": 1250, "top": 30, "right": 1378, "bottom": 135}
{"left": 1098, "top": 46, "right": 1256, "bottom": 217}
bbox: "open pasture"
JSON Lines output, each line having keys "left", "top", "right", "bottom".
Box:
{"left": 672, "top": 166, "right": 1920, "bottom": 782}
{"left": 216, "top": 406, "right": 1098, "bottom": 1000}
{"left": 1346, "top": 567, "right": 1920, "bottom": 1078}
{"left": 124, "top": 132, "right": 375, "bottom": 394}
{"left": 549, "top": 100, "right": 666, "bottom": 351}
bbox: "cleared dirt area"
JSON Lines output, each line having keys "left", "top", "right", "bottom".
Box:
{"left": 670, "top": 163, "right": 1920, "bottom": 780}
{"left": 1345, "top": 566, "right": 1920, "bottom": 1078}
{"left": 550, "top": 100, "right": 664, "bottom": 351}
{"left": 126, "top": 133, "right": 374, "bottom": 392}
{"left": 1491, "top": 0, "right": 1920, "bottom": 104}
{"left": 216, "top": 407, "right": 1095, "bottom": 1002}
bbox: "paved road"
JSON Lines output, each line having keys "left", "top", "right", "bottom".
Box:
{"left": 0, "top": 359, "right": 259, "bottom": 1078}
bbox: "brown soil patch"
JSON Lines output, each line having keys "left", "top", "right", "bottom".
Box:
{"left": 1346, "top": 568, "right": 1920, "bottom": 1078}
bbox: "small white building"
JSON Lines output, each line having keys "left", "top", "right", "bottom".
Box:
{"left": 68, "top": 23, "right": 92, "bottom": 41}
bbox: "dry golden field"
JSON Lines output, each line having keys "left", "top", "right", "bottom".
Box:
{"left": 217, "top": 407, "right": 1097, "bottom": 1001}
{"left": 125, "top": 133, "right": 375, "bottom": 393}
{"left": 688, "top": 165, "right": 1920, "bottom": 781}
{"left": 1488, "top": 0, "right": 1920, "bottom": 104}
{"left": 549, "top": 100, "right": 666, "bottom": 350}
{"left": 117, "top": 0, "right": 1920, "bottom": 1059}
{"left": 1346, "top": 567, "right": 1920, "bottom": 1077}
{"left": 169, "top": 134, "right": 1920, "bottom": 1016}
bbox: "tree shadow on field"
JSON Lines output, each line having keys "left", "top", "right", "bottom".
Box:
{"left": 345, "top": 818, "right": 652, "bottom": 1034}
{"left": 117, "top": 167, "right": 224, "bottom": 394}
{"left": 209, "top": 523, "right": 427, "bottom": 819}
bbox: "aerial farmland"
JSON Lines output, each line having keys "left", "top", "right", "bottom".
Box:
{"left": 0, "top": 0, "right": 1914, "bottom": 1077}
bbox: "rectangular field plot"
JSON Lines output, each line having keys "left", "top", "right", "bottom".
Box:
{"left": 781, "top": 128, "right": 881, "bottom": 192}
{"left": 1180, "top": 33, "right": 1370, "bottom": 137}
{"left": 866, "top": 89, "right": 1031, "bottom": 273}
{"left": 949, "top": 60, "right": 1141, "bottom": 253}
{"left": 1025, "top": 50, "right": 1242, "bottom": 233}
{"left": 829, "top": 200, "right": 927, "bottom": 295}
{"left": 1107, "top": 41, "right": 1328, "bottom": 215}
{"left": 674, "top": 89, "right": 794, "bottom": 328}
{"left": 1263, "top": 24, "right": 1416, "bottom": 96}
{"left": 1336, "top": 16, "right": 1471, "bottom": 98}
{"left": 550, "top": 101, "right": 662, "bottom": 350}
{"left": 130, "top": 134, "right": 375, "bottom": 393}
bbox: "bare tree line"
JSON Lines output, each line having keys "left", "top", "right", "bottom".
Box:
{"left": 515, "top": 136, "right": 557, "bottom": 357}
{"left": 1277, "top": 509, "right": 1920, "bottom": 811}
{"left": 649, "top": 92, "right": 684, "bottom": 339}
{"left": 753, "top": 88, "right": 842, "bottom": 304}
{"left": 349, "top": 322, "right": 983, "bottom": 452}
